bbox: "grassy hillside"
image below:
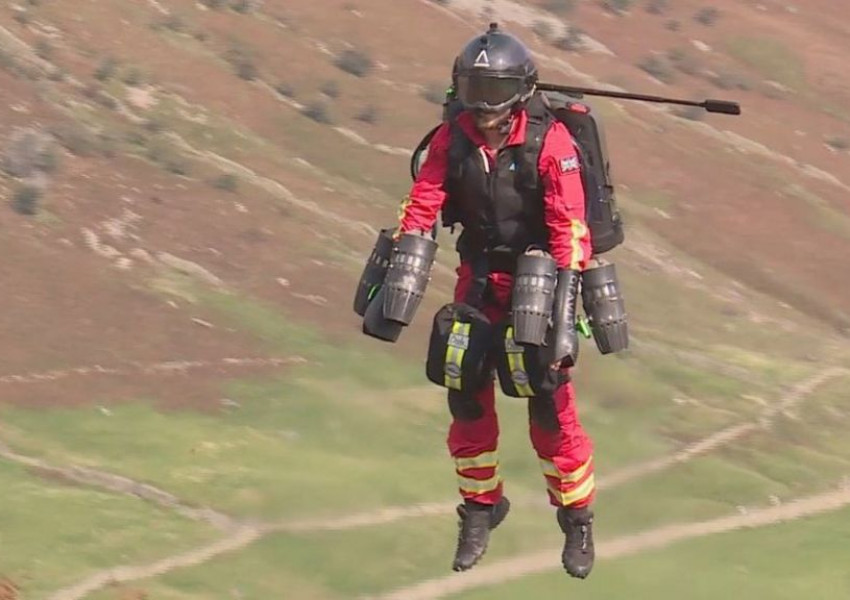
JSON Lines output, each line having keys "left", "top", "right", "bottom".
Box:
{"left": 1, "top": 0, "right": 849, "bottom": 597}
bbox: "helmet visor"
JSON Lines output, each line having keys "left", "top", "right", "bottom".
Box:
{"left": 456, "top": 74, "right": 524, "bottom": 112}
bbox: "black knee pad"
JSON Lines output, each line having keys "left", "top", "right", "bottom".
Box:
{"left": 528, "top": 395, "right": 560, "bottom": 432}
{"left": 448, "top": 388, "right": 485, "bottom": 421}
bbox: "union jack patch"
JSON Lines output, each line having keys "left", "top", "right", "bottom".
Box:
{"left": 559, "top": 156, "right": 579, "bottom": 173}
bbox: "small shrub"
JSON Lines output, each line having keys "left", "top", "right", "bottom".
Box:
{"left": 126, "top": 130, "right": 147, "bottom": 146}
{"left": 672, "top": 105, "right": 705, "bottom": 121}
{"left": 553, "top": 25, "right": 584, "bottom": 52}
{"left": 694, "top": 7, "right": 720, "bottom": 26}
{"left": 230, "top": 0, "right": 259, "bottom": 13}
{"left": 165, "top": 159, "right": 191, "bottom": 176}
{"left": 356, "top": 104, "right": 379, "bottom": 124}
{"left": 143, "top": 118, "right": 165, "bottom": 134}
{"left": 334, "top": 49, "right": 374, "bottom": 78}
{"left": 12, "top": 184, "right": 42, "bottom": 215}
{"left": 320, "top": 80, "right": 340, "bottom": 99}
{"left": 200, "top": 0, "right": 227, "bottom": 8}
{"left": 429, "top": 0, "right": 451, "bottom": 5}
{"left": 708, "top": 69, "right": 753, "bottom": 91}
{"left": 645, "top": 0, "right": 668, "bottom": 15}
{"left": 532, "top": 20, "right": 554, "bottom": 42}
{"left": 665, "top": 19, "right": 681, "bottom": 32}
{"left": 542, "top": 0, "right": 575, "bottom": 15}
{"left": 275, "top": 82, "right": 295, "bottom": 98}
{"left": 162, "top": 14, "right": 186, "bottom": 32}
{"left": 13, "top": 10, "right": 31, "bottom": 25}
{"left": 89, "top": 88, "right": 118, "bottom": 111}
{"left": 302, "top": 101, "right": 332, "bottom": 124}
{"left": 122, "top": 67, "right": 144, "bottom": 86}
{"left": 36, "top": 145, "right": 60, "bottom": 174}
{"left": 667, "top": 48, "right": 701, "bottom": 76}
{"left": 212, "top": 173, "right": 239, "bottom": 191}
{"left": 35, "top": 40, "right": 54, "bottom": 61}
{"left": 96, "top": 131, "right": 118, "bottom": 158}
{"left": 226, "top": 45, "right": 258, "bottom": 81}
{"left": 47, "top": 67, "right": 66, "bottom": 81}
{"left": 637, "top": 55, "right": 676, "bottom": 84}
{"left": 825, "top": 136, "right": 850, "bottom": 151}
{"left": 235, "top": 59, "right": 257, "bottom": 80}
{"left": 94, "top": 56, "right": 117, "bottom": 82}
{"left": 601, "top": 0, "right": 632, "bottom": 15}
{"left": 50, "top": 122, "right": 100, "bottom": 157}
{"left": 3, "top": 128, "right": 55, "bottom": 177}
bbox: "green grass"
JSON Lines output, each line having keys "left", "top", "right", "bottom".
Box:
{"left": 79, "top": 393, "right": 850, "bottom": 598}
{"left": 0, "top": 383, "right": 453, "bottom": 520}
{"left": 724, "top": 36, "right": 806, "bottom": 89}
{"left": 196, "top": 286, "right": 424, "bottom": 389}
{"left": 0, "top": 299, "right": 782, "bottom": 523}
{"left": 148, "top": 267, "right": 424, "bottom": 389}
{"left": 0, "top": 362, "right": 680, "bottom": 522}
{"left": 782, "top": 183, "right": 850, "bottom": 241}
{"left": 0, "top": 459, "right": 217, "bottom": 597}
{"left": 609, "top": 216, "right": 838, "bottom": 374}
{"left": 453, "top": 504, "right": 850, "bottom": 599}
{"left": 628, "top": 187, "right": 675, "bottom": 212}
{"left": 85, "top": 505, "right": 567, "bottom": 599}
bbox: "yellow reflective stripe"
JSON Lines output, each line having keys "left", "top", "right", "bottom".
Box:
{"left": 539, "top": 456, "right": 593, "bottom": 483}
{"left": 443, "top": 321, "right": 470, "bottom": 390}
{"left": 548, "top": 474, "right": 596, "bottom": 506}
{"left": 458, "top": 474, "right": 502, "bottom": 494}
{"left": 507, "top": 350, "right": 535, "bottom": 397}
{"left": 505, "top": 326, "right": 535, "bottom": 396}
{"left": 569, "top": 219, "right": 588, "bottom": 271}
{"left": 397, "top": 196, "right": 412, "bottom": 223}
{"left": 444, "top": 344, "right": 462, "bottom": 390}
{"left": 455, "top": 451, "right": 499, "bottom": 471}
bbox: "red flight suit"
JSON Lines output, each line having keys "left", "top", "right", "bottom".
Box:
{"left": 398, "top": 108, "right": 596, "bottom": 509}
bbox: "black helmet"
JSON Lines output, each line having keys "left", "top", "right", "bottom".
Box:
{"left": 454, "top": 23, "right": 538, "bottom": 113}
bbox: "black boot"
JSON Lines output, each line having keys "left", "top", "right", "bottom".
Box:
{"left": 452, "top": 496, "right": 511, "bottom": 572}
{"left": 557, "top": 506, "right": 595, "bottom": 579}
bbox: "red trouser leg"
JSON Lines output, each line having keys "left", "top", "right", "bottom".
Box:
{"left": 447, "top": 383, "right": 502, "bottom": 505}
{"left": 445, "top": 262, "right": 509, "bottom": 506}
{"left": 529, "top": 379, "right": 595, "bottom": 508}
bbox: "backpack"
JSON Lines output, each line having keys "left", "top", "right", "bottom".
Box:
{"left": 409, "top": 90, "right": 625, "bottom": 256}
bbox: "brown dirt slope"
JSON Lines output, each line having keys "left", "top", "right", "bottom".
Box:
{"left": 0, "top": 0, "right": 848, "bottom": 413}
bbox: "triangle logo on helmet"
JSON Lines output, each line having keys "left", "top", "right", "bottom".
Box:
{"left": 473, "top": 49, "right": 490, "bottom": 68}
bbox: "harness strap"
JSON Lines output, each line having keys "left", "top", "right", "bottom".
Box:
{"left": 518, "top": 93, "right": 550, "bottom": 191}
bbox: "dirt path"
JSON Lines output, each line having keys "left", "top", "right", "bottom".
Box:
{"left": 38, "top": 366, "right": 845, "bottom": 598}
{"left": 0, "top": 356, "right": 306, "bottom": 386}
{"left": 370, "top": 486, "right": 850, "bottom": 600}
{"left": 0, "top": 438, "right": 236, "bottom": 531}
{"left": 600, "top": 366, "right": 847, "bottom": 489}
{"left": 46, "top": 524, "right": 264, "bottom": 600}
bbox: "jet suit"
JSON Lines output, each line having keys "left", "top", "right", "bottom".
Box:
{"left": 397, "top": 107, "right": 596, "bottom": 511}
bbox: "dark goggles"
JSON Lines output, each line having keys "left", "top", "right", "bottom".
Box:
{"left": 456, "top": 74, "right": 526, "bottom": 112}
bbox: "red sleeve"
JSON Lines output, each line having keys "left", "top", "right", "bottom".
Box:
{"left": 538, "top": 121, "right": 592, "bottom": 271}
{"left": 397, "top": 123, "right": 450, "bottom": 235}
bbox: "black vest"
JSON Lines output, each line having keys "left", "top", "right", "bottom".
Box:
{"left": 445, "top": 116, "right": 549, "bottom": 269}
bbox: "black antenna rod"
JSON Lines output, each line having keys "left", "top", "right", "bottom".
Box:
{"left": 537, "top": 82, "right": 742, "bottom": 116}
